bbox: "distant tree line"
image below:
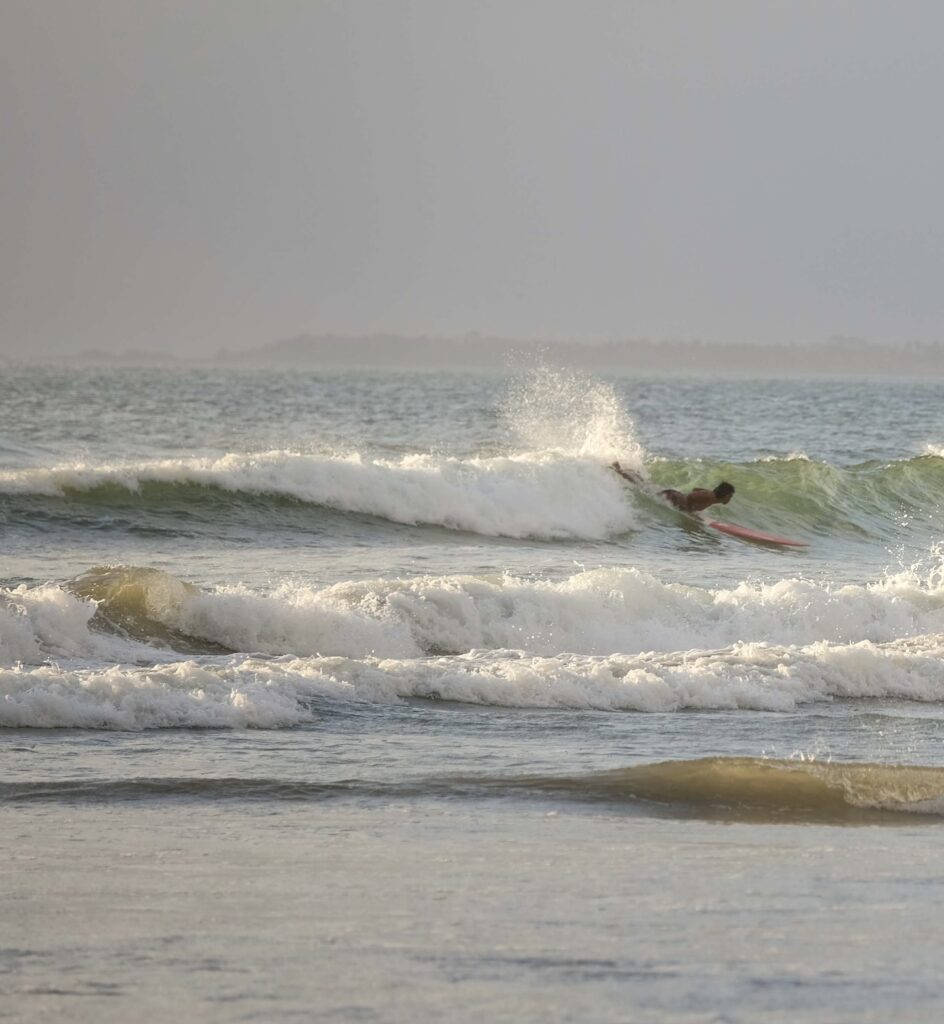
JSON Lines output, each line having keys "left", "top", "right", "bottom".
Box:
{"left": 18, "top": 334, "right": 944, "bottom": 376}
{"left": 211, "top": 333, "right": 944, "bottom": 376}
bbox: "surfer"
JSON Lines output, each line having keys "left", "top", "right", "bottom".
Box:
{"left": 610, "top": 462, "right": 735, "bottom": 514}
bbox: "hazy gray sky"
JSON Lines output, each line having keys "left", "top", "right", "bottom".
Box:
{"left": 2, "top": 0, "right": 943, "bottom": 355}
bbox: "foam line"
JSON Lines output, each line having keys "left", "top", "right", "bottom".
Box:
{"left": 6, "top": 563, "right": 944, "bottom": 668}
{"left": 4, "top": 633, "right": 944, "bottom": 728}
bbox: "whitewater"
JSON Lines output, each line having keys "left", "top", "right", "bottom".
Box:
{"left": 4, "top": 559, "right": 944, "bottom": 728}
{"left": 4, "top": 364, "right": 944, "bottom": 1024}
{"left": 3, "top": 366, "right": 944, "bottom": 726}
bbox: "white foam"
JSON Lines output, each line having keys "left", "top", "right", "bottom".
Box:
{"left": 4, "top": 632, "right": 944, "bottom": 728}
{"left": 179, "top": 580, "right": 420, "bottom": 659}
{"left": 759, "top": 452, "right": 813, "bottom": 462}
{"left": 171, "top": 564, "right": 944, "bottom": 660}
{"left": 7, "top": 563, "right": 944, "bottom": 670}
{"left": 0, "top": 584, "right": 138, "bottom": 666}
{"left": 4, "top": 560, "right": 944, "bottom": 727}
{"left": 341, "top": 635, "right": 944, "bottom": 711}
{"left": 0, "top": 659, "right": 312, "bottom": 729}
{"left": 0, "top": 449, "right": 641, "bottom": 541}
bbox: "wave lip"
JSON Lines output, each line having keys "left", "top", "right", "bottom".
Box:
{"left": 498, "top": 757, "right": 944, "bottom": 824}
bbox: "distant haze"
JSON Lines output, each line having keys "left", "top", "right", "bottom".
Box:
{"left": 2, "top": 1, "right": 944, "bottom": 357}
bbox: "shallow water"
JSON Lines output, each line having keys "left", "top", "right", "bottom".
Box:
{"left": 3, "top": 366, "right": 944, "bottom": 1020}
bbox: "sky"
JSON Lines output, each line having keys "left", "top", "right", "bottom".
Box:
{"left": 2, "top": 0, "right": 943, "bottom": 356}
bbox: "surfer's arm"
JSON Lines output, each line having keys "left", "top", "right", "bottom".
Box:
{"left": 610, "top": 461, "right": 642, "bottom": 485}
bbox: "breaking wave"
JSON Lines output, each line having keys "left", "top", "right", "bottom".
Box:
{"left": 0, "top": 451, "right": 640, "bottom": 541}
{"left": 3, "top": 561, "right": 944, "bottom": 728}
{"left": 0, "top": 561, "right": 942, "bottom": 667}
{"left": 9, "top": 560, "right": 944, "bottom": 661}
{"left": 1, "top": 448, "right": 941, "bottom": 544}
{"left": 4, "top": 637, "right": 944, "bottom": 728}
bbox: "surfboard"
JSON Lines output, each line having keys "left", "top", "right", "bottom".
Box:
{"left": 707, "top": 521, "right": 809, "bottom": 547}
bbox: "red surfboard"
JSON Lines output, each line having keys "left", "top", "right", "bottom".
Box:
{"left": 707, "top": 521, "right": 809, "bottom": 547}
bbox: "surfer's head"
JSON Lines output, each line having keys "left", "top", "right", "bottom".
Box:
{"left": 713, "top": 481, "right": 735, "bottom": 504}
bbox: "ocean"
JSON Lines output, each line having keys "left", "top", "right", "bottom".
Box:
{"left": 3, "top": 364, "right": 944, "bottom": 1022}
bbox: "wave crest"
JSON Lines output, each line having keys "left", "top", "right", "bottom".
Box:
{"left": 501, "top": 757, "right": 944, "bottom": 822}
{"left": 0, "top": 450, "right": 639, "bottom": 541}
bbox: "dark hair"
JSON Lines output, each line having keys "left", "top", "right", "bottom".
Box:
{"left": 714, "top": 481, "right": 735, "bottom": 500}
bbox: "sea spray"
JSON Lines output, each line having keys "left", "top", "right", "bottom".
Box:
{"left": 501, "top": 365, "right": 647, "bottom": 468}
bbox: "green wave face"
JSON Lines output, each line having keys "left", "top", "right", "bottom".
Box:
{"left": 647, "top": 453, "right": 944, "bottom": 541}
{"left": 69, "top": 566, "right": 233, "bottom": 655}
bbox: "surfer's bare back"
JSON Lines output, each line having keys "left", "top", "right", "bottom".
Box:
{"left": 610, "top": 461, "right": 735, "bottom": 514}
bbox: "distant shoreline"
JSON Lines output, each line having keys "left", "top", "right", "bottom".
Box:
{"left": 8, "top": 334, "right": 944, "bottom": 376}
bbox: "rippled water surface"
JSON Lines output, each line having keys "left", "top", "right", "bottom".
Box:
{"left": 3, "top": 366, "right": 944, "bottom": 1022}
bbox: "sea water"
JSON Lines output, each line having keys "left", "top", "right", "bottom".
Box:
{"left": 3, "top": 365, "right": 944, "bottom": 1022}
